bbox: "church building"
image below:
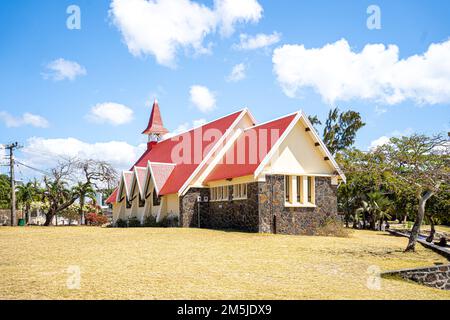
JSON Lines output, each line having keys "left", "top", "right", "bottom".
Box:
{"left": 106, "top": 101, "right": 345, "bottom": 234}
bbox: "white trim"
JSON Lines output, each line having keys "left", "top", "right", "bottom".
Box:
{"left": 133, "top": 166, "right": 147, "bottom": 199}
{"left": 244, "top": 110, "right": 300, "bottom": 131}
{"left": 147, "top": 161, "right": 160, "bottom": 196}
{"left": 254, "top": 111, "right": 302, "bottom": 178}
{"left": 118, "top": 171, "right": 133, "bottom": 201}
{"left": 300, "top": 111, "right": 346, "bottom": 182}
{"left": 178, "top": 109, "right": 251, "bottom": 196}
{"left": 253, "top": 110, "right": 346, "bottom": 183}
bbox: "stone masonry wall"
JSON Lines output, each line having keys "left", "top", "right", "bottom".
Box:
{"left": 258, "top": 175, "right": 338, "bottom": 235}
{"left": 205, "top": 182, "right": 259, "bottom": 232}
{"left": 382, "top": 264, "right": 450, "bottom": 290}
{"left": 179, "top": 188, "right": 210, "bottom": 228}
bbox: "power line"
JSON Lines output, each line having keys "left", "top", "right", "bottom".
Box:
{"left": 15, "top": 160, "right": 50, "bottom": 175}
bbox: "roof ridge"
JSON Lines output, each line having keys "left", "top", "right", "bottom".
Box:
{"left": 159, "top": 109, "right": 247, "bottom": 143}
{"left": 244, "top": 110, "right": 301, "bottom": 131}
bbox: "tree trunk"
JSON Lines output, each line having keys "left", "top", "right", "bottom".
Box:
{"left": 379, "top": 218, "right": 383, "bottom": 231}
{"left": 405, "top": 191, "right": 434, "bottom": 252}
{"left": 43, "top": 212, "right": 55, "bottom": 226}
{"left": 79, "top": 193, "right": 85, "bottom": 225}
{"left": 426, "top": 216, "right": 435, "bottom": 243}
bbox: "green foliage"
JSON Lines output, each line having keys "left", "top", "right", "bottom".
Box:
{"left": 116, "top": 218, "right": 127, "bottom": 228}
{"left": 143, "top": 215, "right": 160, "bottom": 227}
{"left": 128, "top": 217, "right": 141, "bottom": 227}
{"left": 322, "top": 108, "right": 365, "bottom": 155}
{"left": 0, "top": 174, "right": 11, "bottom": 209}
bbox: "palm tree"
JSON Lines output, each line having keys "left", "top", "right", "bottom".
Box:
{"left": 366, "top": 192, "right": 392, "bottom": 231}
{"left": 356, "top": 200, "right": 373, "bottom": 229}
{"left": 72, "top": 182, "right": 96, "bottom": 225}
{"left": 17, "top": 180, "right": 40, "bottom": 224}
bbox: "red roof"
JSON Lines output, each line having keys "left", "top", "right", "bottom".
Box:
{"left": 142, "top": 100, "right": 169, "bottom": 135}
{"left": 205, "top": 113, "right": 297, "bottom": 182}
{"left": 134, "top": 167, "right": 147, "bottom": 196}
{"left": 148, "top": 162, "right": 176, "bottom": 195}
{"left": 105, "top": 188, "right": 118, "bottom": 204}
{"left": 134, "top": 110, "right": 244, "bottom": 195}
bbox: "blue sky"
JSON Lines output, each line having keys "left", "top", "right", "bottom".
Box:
{"left": 1, "top": 0, "right": 449, "bottom": 179}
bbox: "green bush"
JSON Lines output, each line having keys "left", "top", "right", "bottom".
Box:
{"left": 143, "top": 215, "right": 160, "bottom": 227}
{"left": 116, "top": 218, "right": 127, "bottom": 228}
{"left": 128, "top": 217, "right": 141, "bottom": 227}
{"left": 160, "top": 214, "right": 179, "bottom": 228}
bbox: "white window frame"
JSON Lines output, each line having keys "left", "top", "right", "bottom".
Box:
{"left": 232, "top": 183, "right": 248, "bottom": 200}
{"left": 284, "top": 175, "right": 315, "bottom": 207}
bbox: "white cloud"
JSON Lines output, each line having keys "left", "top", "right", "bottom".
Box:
{"left": 86, "top": 102, "right": 134, "bottom": 126}
{"left": 21, "top": 137, "right": 146, "bottom": 173}
{"left": 109, "top": 0, "right": 263, "bottom": 67}
{"left": 0, "top": 111, "right": 49, "bottom": 128}
{"left": 369, "top": 128, "right": 413, "bottom": 150}
{"left": 234, "top": 32, "right": 281, "bottom": 50}
{"left": 43, "top": 58, "right": 87, "bottom": 81}
{"left": 215, "top": 0, "right": 263, "bottom": 36}
{"left": 273, "top": 38, "right": 450, "bottom": 105}
{"left": 164, "top": 118, "right": 207, "bottom": 139}
{"left": 226, "top": 63, "right": 246, "bottom": 82}
{"left": 190, "top": 85, "right": 216, "bottom": 113}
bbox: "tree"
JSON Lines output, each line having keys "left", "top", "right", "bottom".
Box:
{"left": 0, "top": 174, "right": 11, "bottom": 209}
{"left": 17, "top": 180, "right": 40, "bottom": 224}
{"left": 322, "top": 108, "right": 366, "bottom": 155}
{"left": 39, "top": 158, "right": 118, "bottom": 226}
{"left": 366, "top": 191, "right": 392, "bottom": 230}
{"left": 41, "top": 159, "right": 79, "bottom": 226}
{"left": 74, "top": 160, "right": 117, "bottom": 224}
{"left": 377, "top": 134, "right": 449, "bottom": 251}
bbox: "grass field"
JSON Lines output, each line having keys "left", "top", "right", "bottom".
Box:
{"left": 0, "top": 227, "right": 449, "bottom": 300}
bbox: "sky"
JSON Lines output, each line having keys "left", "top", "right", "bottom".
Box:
{"left": 0, "top": 0, "right": 449, "bottom": 181}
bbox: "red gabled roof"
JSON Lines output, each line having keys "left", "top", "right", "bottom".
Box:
{"left": 134, "top": 110, "right": 244, "bottom": 195}
{"left": 134, "top": 167, "right": 147, "bottom": 196}
{"left": 142, "top": 100, "right": 169, "bottom": 135}
{"left": 105, "top": 188, "right": 118, "bottom": 204}
{"left": 205, "top": 113, "right": 297, "bottom": 182}
{"left": 148, "top": 162, "right": 176, "bottom": 195}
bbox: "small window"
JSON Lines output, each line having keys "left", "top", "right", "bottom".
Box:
{"left": 285, "top": 176, "right": 291, "bottom": 202}
{"left": 307, "top": 176, "right": 314, "bottom": 203}
{"left": 153, "top": 189, "right": 161, "bottom": 206}
{"left": 296, "top": 176, "right": 302, "bottom": 203}
{"left": 232, "top": 183, "right": 248, "bottom": 200}
{"left": 126, "top": 199, "right": 132, "bottom": 209}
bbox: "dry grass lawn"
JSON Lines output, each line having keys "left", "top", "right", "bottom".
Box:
{"left": 0, "top": 227, "right": 449, "bottom": 300}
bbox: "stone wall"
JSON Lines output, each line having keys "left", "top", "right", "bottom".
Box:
{"left": 179, "top": 188, "right": 210, "bottom": 228}
{"left": 205, "top": 183, "right": 259, "bottom": 232}
{"left": 382, "top": 264, "right": 450, "bottom": 290}
{"left": 258, "top": 175, "right": 338, "bottom": 235}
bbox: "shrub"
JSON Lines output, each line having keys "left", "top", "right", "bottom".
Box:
{"left": 143, "top": 215, "right": 160, "bottom": 227}
{"left": 128, "top": 217, "right": 141, "bottom": 227}
{"left": 85, "top": 212, "right": 109, "bottom": 226}
{"left": 116, "top": 218, "right": 127, "bottom": 228}
{"left": 160, "top": 213, "right": 179, "bottom": 228}
{"left": 316, "top": 217, "right": 350, "bottom": 238}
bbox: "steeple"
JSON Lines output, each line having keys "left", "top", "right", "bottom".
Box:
{"left": 142, "top": 99, "right": 169, "bottom": 143}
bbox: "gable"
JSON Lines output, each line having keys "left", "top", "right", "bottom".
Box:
{"left": 261, "top": 119, "right": 334, "bottom": 175}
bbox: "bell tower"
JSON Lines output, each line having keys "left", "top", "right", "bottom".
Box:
{"left": 142, "top": 99, "right": 169, "bottom": 146}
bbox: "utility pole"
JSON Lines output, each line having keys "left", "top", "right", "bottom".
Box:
{"left": 5, "top": 142, "right": 21, "bottom": 226}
